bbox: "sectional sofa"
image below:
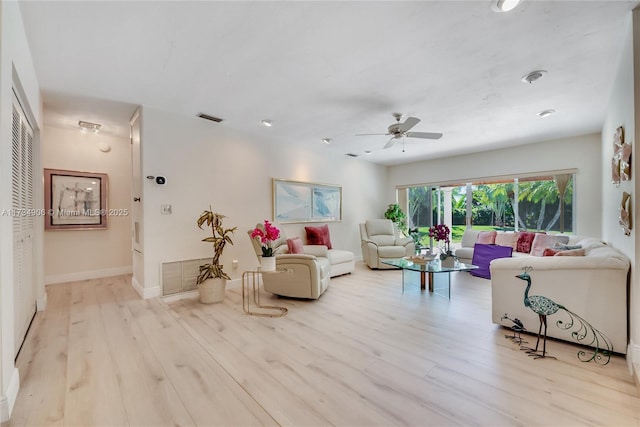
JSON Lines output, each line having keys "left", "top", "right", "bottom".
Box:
{"left": 456, "top": 229, "right": 630, "bottom": 354}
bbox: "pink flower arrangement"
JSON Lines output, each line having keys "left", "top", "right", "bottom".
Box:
{"left": 250, "top": 220, "right": 281, "bottom": 257}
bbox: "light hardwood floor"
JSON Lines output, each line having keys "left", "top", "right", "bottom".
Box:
{"left": 5, "top": 263, "right": 640, "bottom": 426}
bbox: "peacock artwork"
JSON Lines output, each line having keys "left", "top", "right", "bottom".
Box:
{"left": 501, "top": 314, "right": 527, "bottom": 345}
{"left": 513, "top": 266, "right": 613, "bottom": 365}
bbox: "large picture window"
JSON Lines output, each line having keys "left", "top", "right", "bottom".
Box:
{"left": 405, "top": 173, "right": 575, "bottom": 245}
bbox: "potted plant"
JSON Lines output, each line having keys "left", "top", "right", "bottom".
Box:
{"left": 196, "top": 206, "right": 237, "bottom": 303}
{"left": 250, "top": 220, "right": 281, "bottom": 271}
{"left": 384, "top": 203, "right": 408, "bottom": 235}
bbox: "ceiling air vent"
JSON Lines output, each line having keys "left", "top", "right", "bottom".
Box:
{"left": 197, "top": 113, "right": 223, "bottom": 123}
{"left": 345, "top": 153, "right": 359, "bottom": 157}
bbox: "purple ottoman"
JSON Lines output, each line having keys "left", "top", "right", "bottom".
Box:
{"left": 470, "top": 243, "right": 513, "bottom": 279}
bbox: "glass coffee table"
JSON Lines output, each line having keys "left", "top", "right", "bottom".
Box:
{"left": 381, "top": 257, "right": 478, "bottom": 298}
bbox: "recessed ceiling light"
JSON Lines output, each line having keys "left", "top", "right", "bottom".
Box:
{"left": 260, "top": 119, "right": 272, "bottom": 127}
{"left": 322, "top": 138, "right": 332, "bottom": 144}
{"left": 364, "top": 150, "right": 372, "bottom": 155}
{"left": 78, "top": 120, "right": 101, "bottom": 134}
{"left": 494, "top": 0, "right": 521, "bottom": 12}
{"left": 521, "top": 70, "right": 548, "bottom": 84}
{"left": 537, "top": 109, "right": 556, "bottom": 118}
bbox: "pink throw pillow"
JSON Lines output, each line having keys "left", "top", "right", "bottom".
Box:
{"left": 530, "top": 234, "right": 570, "bottom": 257}
{"left": 495, "top": 232, "right": 518, "bottom": 249}
{"left": 554, "top": 248, "right": 586, "bottom": 256}
{"left": 477, "top": 230, "right": 497, "bottom": 245}
{"left": 286, "top": 237, "right": 304, "bottom": 254}
{"left": 516, "top": 231, "right": 536, "bottom": 253}
{"left": 305, "top": 224, "right": 332, "bottom": 249}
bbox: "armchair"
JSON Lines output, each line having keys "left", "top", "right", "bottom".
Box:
{"left": 359, "top": 219, "right": 415, "bottom": 269}
{"left": 247, "top": 225, "right": 330, "bottom": 299}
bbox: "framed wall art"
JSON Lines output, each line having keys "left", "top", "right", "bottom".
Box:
{"left": 44, "top": 169, "right": 108, "bottom": 230}
{"left": 612, "top": 126, "right": 632, "bottom": 185}
{"left": 273, "top": 178, "right": 342, "bottom": 223}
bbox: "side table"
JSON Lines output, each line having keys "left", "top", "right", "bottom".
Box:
{"left": 241, "top": 269, "right": 289, "bottom": 317}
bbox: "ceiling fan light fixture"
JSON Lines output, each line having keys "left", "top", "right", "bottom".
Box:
{"left": 537, "top": 109, "right": 556, "bottom": 118}
{"left": 260, "top": 119, "right": 272, "bottom": 127}
{"left": 494, "top": 0, "right": 521, "bottom": 12}
{"left": 322, "top": 138, "right": 332, "bottom": 145}
{"left": 521, "top": 70, "right": 548, "bottom": 84}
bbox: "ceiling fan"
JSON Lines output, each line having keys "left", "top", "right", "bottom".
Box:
{"left": 357, "top": 113, "right": 443, "bottom": 149}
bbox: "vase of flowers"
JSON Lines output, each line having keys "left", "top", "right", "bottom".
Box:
{"left": 428, "top": 223, "right": 453, "bottom": 259}
{"left": 250, "top": 220, "right": 281, "bottom": 271}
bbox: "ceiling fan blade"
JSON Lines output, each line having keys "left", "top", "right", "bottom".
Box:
{"left": 405, "top": 131, "right": 443, "bottom": 140}
{"left": 356, "top": 133, "right": 389, "bottom": 136}
{"left": 397, "top": 116, "right": 421, "bottom": 132}
{"left": 383, "top": 137, "right": 397, "bottom": 149}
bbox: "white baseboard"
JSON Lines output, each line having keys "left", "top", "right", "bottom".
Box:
{"left": 0, "top": 367, "right": 20, "bottom": 423}
{"left": 160, "top": 278, "right": 241, "bottom": 302}
{"left": 226, "top": 277, "right": 241, "bottom": 289}
{"left": 131, "top": 276, "right": 160, "bottom": 299}
{"left": 36, "top": 291, "right": 47, "bottom": 311}
{"left": 628, "top": 340, "right": 640, "bottom": 382}
{"left": 45, "top": 266, "right": 133, "bottom": 285}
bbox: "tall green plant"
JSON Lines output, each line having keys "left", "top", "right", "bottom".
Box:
{"left": 196, "top": 207, "right": 237, "bottom": 284}
{"left": 384, "top": 203, "right": 407, "bottom": 234}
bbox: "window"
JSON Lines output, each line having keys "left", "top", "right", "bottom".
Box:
{"left": 405, "top": 173, "right": 575, "bottom": 244}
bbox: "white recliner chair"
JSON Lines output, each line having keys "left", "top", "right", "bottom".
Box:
{"left": 360, "top": 219, "right": 415, "bottom": 269}
{"left": 247, "top": 225, "right": 330, "bottom": 299}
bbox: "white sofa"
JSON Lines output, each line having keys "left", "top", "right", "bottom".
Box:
{"left": 483, "top": 232, "right": 630, "bottom": 354}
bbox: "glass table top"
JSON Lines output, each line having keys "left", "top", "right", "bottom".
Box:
{"left": 381, "top": 257, "right": 479, "bottom": 273}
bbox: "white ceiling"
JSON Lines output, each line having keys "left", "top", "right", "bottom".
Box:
{"left": 19, "top": 0, "right": 639, "bottom": 166}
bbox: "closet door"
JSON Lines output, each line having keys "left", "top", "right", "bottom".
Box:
{"left": 12, "top": 95, "right": 36, "bottom": 356}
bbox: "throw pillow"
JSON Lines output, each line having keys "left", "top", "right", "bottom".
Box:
{"left": 470, "top": 243, "right": 513, "bottom": 279}
{"left": 495, "top": 232, "right": 518, "bottom": 249}
{"left": 554, "top": 248, "right": 586, "bottom": 256}
{"left": 305, "top": 224, "right": 332, "bottom": 249}
{"left": 530, "top": 234, "right": 570, "bottom": 256}
{"left": 552, "top": 243, "right": 582, "bottom": 251}
{"left": 542, "top": 248, "right": 558, "bottom": 256}
{"left": 515, "top": 231, "right": 536, "bottom": 253}
{"left": 476, "top": 230, "right": 497, "bottom": 245}
{"left": 286, "top": 237, "right": 304, "bottom": 254}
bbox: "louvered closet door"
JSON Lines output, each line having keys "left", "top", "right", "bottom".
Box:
{"left": 12, "top": 96, "right": 36, "bottom": 356}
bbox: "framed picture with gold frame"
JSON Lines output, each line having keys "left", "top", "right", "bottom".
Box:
{"left": 44, "top": 169, "right": 108, "bottom": 230}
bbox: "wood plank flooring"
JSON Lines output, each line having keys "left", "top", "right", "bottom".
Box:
{"left": 5, "top": 263, "right": 640, "bottom": 426}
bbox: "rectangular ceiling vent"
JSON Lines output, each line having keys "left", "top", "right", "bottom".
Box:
{"left": 197, "top": 113, "right": 223, "bottom": 123}
{"left": 345, "top": 153, "right": 359, "bottom": 157}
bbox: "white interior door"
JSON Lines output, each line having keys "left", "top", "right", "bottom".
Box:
{"left": 130, "top": 108, "right": 144, "bottom": 286}
{"left": 12, "top": 93, "right": 36, "bottom": 356}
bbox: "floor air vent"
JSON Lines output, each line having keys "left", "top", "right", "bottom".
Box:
{"left": 161, "top": 258, "right": 209, "bottom": 295}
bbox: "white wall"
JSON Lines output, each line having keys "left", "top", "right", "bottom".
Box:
{"left": 603, "top": 10, "right": 638, "bottom": 366}
{"left": 138, "top": 107, "right": 387, "bottom": 295}
{"left": 388, "top": 134, "right": 603, "bottom": 236}
{"left": 0, "top": 1, "right": 42, "bottom": 422}
{"left": 41, "top": 126, "right": 132, "bottom": 284}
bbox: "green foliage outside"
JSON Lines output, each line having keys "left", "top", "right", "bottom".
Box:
{"left": 408, "top": 177, "right": 574, "bottom": 243}
{"left": 413, "top": 225, "right": 490, "bottom": 245}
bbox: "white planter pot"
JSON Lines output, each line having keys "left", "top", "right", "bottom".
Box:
{"left": 198, "top": 277, "right": 226, "bottom": 304}
{"left": 261, "top": 256, "right": 276, "bottom": 272}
